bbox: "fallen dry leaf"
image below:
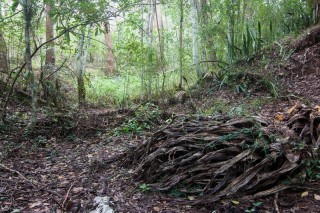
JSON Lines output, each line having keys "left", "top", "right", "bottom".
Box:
{"left": 153, "top": 206, "right": 160, "bottom": 212}
{"left": 72, "top": 187, "right": 84, "bottom": 193}
{"left": 231, "top": 200, "right": 240, "bottom": 205}
{"left": 188, "top": 196, "right": 195, "bottom": 201}
{"left": 314, "top": 194, "right": 320, "bottom": 201}
{"left": 29, "top": 201, "right": 42, "bottom": 208}
{"left": 287, "top": 104, "right": 299, "bottom": 114}
{"left": 275, "top": 113, "right": 284, "bottom": 121}
{"left": 301, "top": 191, "right": 309, "bottom": 197}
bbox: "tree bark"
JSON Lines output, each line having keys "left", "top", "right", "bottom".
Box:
{"left": 190, "top": 0, "right": 203, "bottom": 78}
{"left": 76, "top": 26, "right": 91, "bottom": 108}
{"left": 227, "top": 1, "right": 235, "bottom": 65}
{"left": 199, "top": 0, "right": 216, "bottom": 63}
{"left": 42, "top": 4, "right": 59, "bottom": 105}
{"left": 23, "top": 0, "right": 37, "bottom": 130}
{"left": 104, "top": 22, "right": 116, "bottom": 74}
{"left": 0, "top": 32, "right": 8, "bottom": 74}
{"left": 153, "top": 1, "right": 166, "bottom": 92}
{"left": 0, "top": 1, "right": 8, "bottom": 75}
{"left": 317, "top": 0, "right": 320, "bottom": 21}
{"left": 178, "top": 0, "right": 184, "bottom": 89}
{"left": 140, "top": 5, "right": 146, "bottom": 100}
{"left": 76, "top": 33, "right": 85, "bottom": 108}
{"left": 45, "top": 4, "right": 55, "bottom": 67}
{"left": 146, "top": 0, "right": 155, "bottom": 99}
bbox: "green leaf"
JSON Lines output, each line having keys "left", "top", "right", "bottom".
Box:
{"left": 253, "top": 201, "right": 263, "bottom": 207}
{"left": 11, "top": 0, "right": 20, "bottom": 11}
{"left": 65, "top": 32, "right": 70, "bottom": 44}
{"left": 99, "top": 28, "right": 105, "bottom": 34}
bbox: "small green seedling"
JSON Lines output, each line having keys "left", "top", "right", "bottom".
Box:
{"left": 245, "top": 201, "right": 263, "bottom": 213}
{"left": 139, "top": 183, "right": 151, "bottom": 192}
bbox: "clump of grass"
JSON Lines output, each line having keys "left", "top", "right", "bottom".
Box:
{"left": 216, "top": 69, "right": 279, "bottom": 97}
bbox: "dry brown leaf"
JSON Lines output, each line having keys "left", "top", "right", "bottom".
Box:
{"left": 314, "top": 194, "right": 320, "bottom": 200}
{"left": 72, "top": 187, "right": 84, "bottom": 193}
{"left": 188, "top": 196, "right": 195, "bottom": 201}
{"left": 287, "top": 104, "right": 299, "bottom": 114}
{"left": 153, "top": 206, "right": 160, "bottom": 212}
{"left": 275, "top": 113, "right": 284, "bottom": 121}
{"left": 301, "top": 191, "right": 309, "bottom": 197}
{"left": 29, "top": 201, "right": 42, "bottom": 208}
{"left": 231, "top": 200, "right": 240, "bottom": 205}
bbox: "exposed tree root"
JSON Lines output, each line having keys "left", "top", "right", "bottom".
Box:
{"left": 119, "top": 104, "right": 320, "bottom": 204}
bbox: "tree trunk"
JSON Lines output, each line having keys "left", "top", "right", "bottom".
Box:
{"left": 0, "top": 32, "right": 8, "bottom": 75}
{"left": 153, "top": 1, "right": 166, "bottom": 92}
{"left": 104, "top": 22, "right": 116, "bottom": 75}
{"left": 199, "top": 0, "right": 216, "bottom": 63}
{"left": 76, "top": 26, "right": 91, "bottom": 109}
{"left": 146, "top": 0, "right": 155, "bottom": 100}
{"left": 317, "top": 0, "right": 320, "bottom": 21}
{"left": 190, "top": 0, "right": 203, "bottom": 78}
{"left": 227, "top": 1, "right": 235, "bottom": 65}
{"left": 23, "top": 0, "right": 37, "bottom": 130}
{"left": 140, "top": 5, "right": 146, "bottom": 100}
{"left": 45, "top": 4, "right": 55, "bottom": 68}
{"left": 0, "top": 1, "right": 8, "bottom": 75}
{"left": 42, "top": 4, "right": 59, "bottom": 105}
{"left": 178, "top": 0, "right": 184, "bottom": 89}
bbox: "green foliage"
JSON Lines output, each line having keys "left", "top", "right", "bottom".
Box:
{"left": 0, "top": 0, "right": 314, "bottom": 109}
{"left": 66, "top": 134, "right": 79, "bottom": 143}
{"left": 200, "top": 0, "right": 312, "bottom": 65}
{"left": 120, "top": 119, "right": 149, "bottom": 134}
{"left": 139, "top": 183, "right": 151, "bottom": 192}
{"left": 168, "top": 188, "right": 186, "bottom": 197}
{"left": 115, "top": 103, "right": 162, "bottom": 135}
{"left": 215, "top": 68, "right": 279, "bottom": 97}
{"left": 33, "top": 136, "right": 47, "bottom": 148}
{"left": 305, "top": 159, "right": 320, "bottom": 180}
{"left": 11, "top": 0, "right": 20, "bottom": 11}
{"left": 85, "top": 70, "right": 142, "bottom": 106}
{"left": 245, "top": 201, "right": 263, "bottom": 213}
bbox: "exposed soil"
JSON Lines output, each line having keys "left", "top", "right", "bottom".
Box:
{"left": 2, "top": 25, "right": 320, "bottom": 213}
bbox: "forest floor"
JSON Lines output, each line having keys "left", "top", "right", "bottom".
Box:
{"left": 1, "top": 27, "right": 320, "bottom": 212}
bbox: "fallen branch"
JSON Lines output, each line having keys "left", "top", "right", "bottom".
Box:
{"left": 0, "top": 163, "right": 39, "bottom": 188}
{"left": 274, "top": 193, "right": 280, "bottom": 213}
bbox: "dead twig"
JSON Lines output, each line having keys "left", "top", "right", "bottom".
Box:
{"left": 62, "top": 173, "right": 86, "bottom": 210}
{"left": 62, "top": 180, "right": 77, "bottom": 208}
{"left": 274, "top": 192, "right": 280, "bottom": 213}
{"left": 0, "top": 163, "right": 39, "bottom": 188}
